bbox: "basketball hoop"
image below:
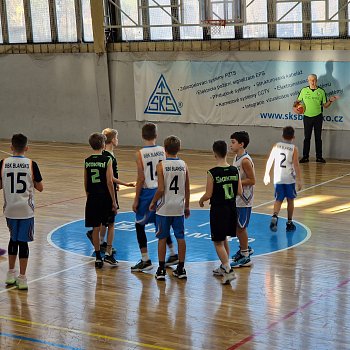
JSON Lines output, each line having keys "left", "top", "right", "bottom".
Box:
{"left": 201, "top": 19, "right": 227, "bottom": 35}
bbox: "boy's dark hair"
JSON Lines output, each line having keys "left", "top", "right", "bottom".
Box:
{"left": 142, "top": 123, "right": 157, "bottom": 141}
{"left": 164, "top": 135, "right": 180, "bottom": 155}
{"left": 12, "top": 134, "right": 28, "bottom": 152}
{"left": 89, "top": 133, "right": 106, "bottom": 151}
{"left": 102, "top": 128, "right": 118, "bottom": 144}
{"left": 213, "top": 140, "right": 227, "bottom": 158}
{"left": 283, "top": 126, "right": 295, "bottom": 140}
{"left": 230, "top": 131, "right": 250, "bottom": 148}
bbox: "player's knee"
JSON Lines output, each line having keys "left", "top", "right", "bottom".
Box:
{"left": 8, "top": 239, "right": 19, "bottom": 256}
{"left": 18, "top": 241, "right": 29, "bottom": 259}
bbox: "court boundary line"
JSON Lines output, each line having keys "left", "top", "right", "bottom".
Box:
{"left": 227, "top": 277, "right": 350, "bottom": 349}
{"left": 0, "top": 315, "right": 174, "bottom": 350}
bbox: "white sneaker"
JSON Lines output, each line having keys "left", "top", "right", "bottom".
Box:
{"left": 16, "top": 275, "right": 28, "bottom": 290}
{"left": 6, "top": 270, "right": 16, "bottom": 285}
{"left": 213, "top": 265, "right": 225, "bottom": 276}
{"left": 222, "top": 269, "right": 236, "bottom": 284}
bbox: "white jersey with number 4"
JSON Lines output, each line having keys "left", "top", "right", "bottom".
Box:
{"left": 272, "top": 142, "right": 296, "bottom": 184}
{"left": 156, "top": 158, "right": 187, "bottom": 217}
{"left": 1, "top": 156, "right": 35, "bottom": 219}
{"left": 139, "top": 145, "right": 165, "bottom": 189}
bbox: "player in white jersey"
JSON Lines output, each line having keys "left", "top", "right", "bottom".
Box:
{"left": 264, "top": 126, "right": 302, "bottom": 232}
{"left": 230, "top": 131, "right": 255, "bottom": 268}
{"left": 131, "top": 123, "right": 178, "bottom": 272}
{"left": 0, "top": 134, "right": 43, "bottom": 290}
{"left": 150, "top": 135, "right": 190, "bottom": 281}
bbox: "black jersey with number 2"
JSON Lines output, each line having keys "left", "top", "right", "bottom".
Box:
{"left": 208, "top": 166, "right": 239, "bottom": 206}
{"left": 85, "top": 154, "right": 111, "bottom": 195}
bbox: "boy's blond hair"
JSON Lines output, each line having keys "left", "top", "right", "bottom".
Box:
{"left": 102, "top": 128, "right": 118, "bottom": 144}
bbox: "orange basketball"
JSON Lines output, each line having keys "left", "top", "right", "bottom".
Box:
{"left": 296, "top": 103, "right": 304, "bottom": 115}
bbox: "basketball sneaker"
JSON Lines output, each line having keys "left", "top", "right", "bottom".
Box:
{"left": 173, "top": 266, "right": 187, "bottom": 279}
{"left": 5, "top": 270, "right": 16, "bottom": 285}
{"left": 100, "top": 242, "right": 116, "bottom": 254}
{"left": 270, "top": 215, "right": 278, "bottom": 232}
{"left": 16, "top": 275, "right": 28, "bottom": 290}
{"left": 222, "top": 269, "right": 236, "bottom": 284}
{"left": 155, "top": 267, "right": 166, "bottom": 280}
{"left": 232, "top": 246, "right": 254, "bottom": 261}
{"left": 213, "top": 265, "right": 225, "bottom": 276}
{"left": 165, "top": 254, "right": 179, "bottom": 267}
{"left": 286, "top": 221, "right": 296, "bottom": 232}
{"left": 131, "top": 259, "right": 153, "bottom": 272}
{"left": 95, "top": 258, "right": 104, "bottom": 269}
{"left": 299, "top": 157, "right": 309, "bottom": 163}
{"left": 104, "top": 254, "right": 118, "bottom": 266}
{"left": 230, "top": 254, "right": 252, "bottom": 268}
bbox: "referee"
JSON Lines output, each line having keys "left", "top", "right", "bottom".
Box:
{"left": 293, "top": 74, "right": 338, "bottom": 163}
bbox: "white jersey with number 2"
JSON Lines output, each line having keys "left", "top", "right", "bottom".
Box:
{"left": 272, "top": 142, "right": 296, "bottom": 184}
{"left": 139, "top": 145, "right": 165, "bottom": 189}
{"left": 156, "top": 158, "right": 186, "bottom": 217}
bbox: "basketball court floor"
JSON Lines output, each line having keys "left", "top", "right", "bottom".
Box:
{"left": 0, "top": 139, "right": 349, "bottom": 349}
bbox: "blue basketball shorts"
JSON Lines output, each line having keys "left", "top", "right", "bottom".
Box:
{"left": 274, "top": 183, "right": 297, "bottom": 201}
{"left": 135, "top": 188, "right": 157, "bottom": 225}
{"left": 155, "top": 215, "right": 185, "bottom": 240}
{"left": 6, "top": 217, "right": 35, "bottom": 242}
{"left": 237, "top": 207, "right": 252, "bottom": 229}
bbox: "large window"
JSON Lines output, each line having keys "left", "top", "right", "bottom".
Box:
{"left": 276, "top": 2, "right": 302, "bottom": 37}
{"left": 312, "top": 0, "right": 338, "bottom": 37}
{"left": 243, "top": 0, "right": 268, "bottom": 38}
{"left": 31, "top": 0, "right": 51, "bottom": 42}
{"left": 120, "top": 0, "right": 143, "bottom": 41}
{"left": 81, "top": 0, "right": 93, "bottom": 41}
{"left": 5, "top": 0, "right": 27, "bottom": 43}
{"left": 55, "top": 0, "right": 77, "bottom": 42}
{"left": 0, "top": 16, "right": 3, "bottom": 43}
{"left": 149, "top": 0, "right": 172, "bottom": 40}
{"left": 180, "top": 0, "right": 202, "bottom": 40}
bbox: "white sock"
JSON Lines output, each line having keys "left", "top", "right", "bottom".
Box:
{"left": 241, "top": 249, "right": 249, "bottom": 257}
{"left": 223, "top": 263, "right": 231, "bottom": 273}
{"left": 169, "top": 245, "right": 175, "bottom": 255}
{"left": 141, "top": 252, "right": 149, "bottom": 261}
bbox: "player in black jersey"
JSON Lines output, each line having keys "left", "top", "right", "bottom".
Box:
{"left": 84, "top": 133, "right": 117, "bottom": 268}
{"left": 199, "top": 141, "right": 242, "bottom": 285}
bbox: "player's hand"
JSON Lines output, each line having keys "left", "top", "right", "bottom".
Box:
{"left": 149, "top": 202, "right": 156, "bottom": 212}
{"left": 263, "top": 175, "right": 270, "bottom": 185}
{"left": 112, "top": 202, "right": 118, "bottom": 214}
{"left": 293, "top": 100, "right": 300, "bottom": 107}
{"left": 132, "top": 200, "right": 138, "bottom": 213}
{"left": 116, "top": 184, "right": 120, "bottom": 192}
{"left": 127, "top": 182, "right": 136, "bottom": 187}
{"left": 329, "top": 95, "right": 340, "bottom": 102}
{"left": 199, "top": 199, "right": 204, "bottom": 207}
{"left": 297, "top": 181, "right": 302, "bottom": 191}
{"left": 184, "top": 208, "right": 190, "bottom": 218}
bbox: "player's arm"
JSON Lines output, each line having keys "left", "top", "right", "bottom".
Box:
{"left": 32, "top": 161, "right": 43, "bottom": 192}
{"left": 241, "top": 158, "right": 255, "bottom": 187}
{"left": 149, "top": 163, "right": 164, "bottom": 211}
{"left": 115, "top": 178, "right": 136, "bottom": 187}
{"left": 132, "top": 151, "right": 145, "bottom": 212}
{"left": 264, "top": 146, "right": 276, "bottom": 185}
{"left": 184, "top": 165, "right": 190, "bottom": 218}
{"left": 84, "top": 168, "right": 88, "bottom": 196}
{"left": 107, "top": 160, "right": 117, "bottom": 212}
{"left": 199, "top": 172, "right": 213, "bottom": 207}
{"left": 293, "top": 147, "right": 302, "bottom": 191}
{"left": 324, "top": 95, "right": 339, "bottom": 108}
{"left": 237, "top": 175, "right": 243, "bottom": 196}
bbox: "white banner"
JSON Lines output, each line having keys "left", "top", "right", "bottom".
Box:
{"left": 134, "top": 60, "right": 348, "bottom": 129}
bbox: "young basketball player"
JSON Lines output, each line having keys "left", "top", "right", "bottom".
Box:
{"left": 199, "top": 140, "right": 241, "bottom": 284}
{"left": 131, "top": 123, "right": 177, "bottom": 272}
{"left": 150, "top": 135, "right": 190, "bottom": 280}
{"left": 230, "top": 131, "right": 255, "bottom": 268}
{"left": 86, "top": 128, "right": 135, "bottom": 265}
{"left": 0, "top": 134, "right": 43, "bottom": 290}
{"left": 264, "top": 126, "right": 302, "bottom": 231}
{"left": 84, "top": 133, "right": 117, "bottom": 268}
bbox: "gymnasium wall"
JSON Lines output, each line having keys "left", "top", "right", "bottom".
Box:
{"left": 0, "top": 44, "right": 349, "bottom": 159}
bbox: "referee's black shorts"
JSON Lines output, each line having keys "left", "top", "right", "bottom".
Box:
{"left": 210, "top": 204, "right": 237, "bottom": 242}
{"left": 85, "top": 194, "right": 113, "bottom": 228}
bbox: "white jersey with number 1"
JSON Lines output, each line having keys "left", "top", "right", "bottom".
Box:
{"left": 156, "top": 158, "right": 187, "bottom": 217}
{"left": 272, "top": 141, "right": 296, "bottom": 184}
{"left": 139, "top": 145, "right": 165, "bottom": 189}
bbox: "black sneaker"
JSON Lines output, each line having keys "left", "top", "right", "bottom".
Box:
{"left": 86, "top": 230, "right": 93, "bottom": 245}
{"left": 286, "top": 221, "right": 296, "bottom": 232}
{"left": 270, "top": 215, "right": 278, "bottom": 232}
{"left": 131, "top": 259, "right": 153, "bottom": 272}
{"left": 299, "top": 157, "right": 309, "bottom": 163}
{"left": 104, "top": 254, "right": 118, "bottom": 266}
{"left": 155, "top": 267, "right": 166, "bottom": 280}
{"left": 316, "top": 157, "right": 326, "bottom": 163}
{"left": 100, "top": 242, "right": 116, "bottom": 254}
{"left": 95, "top": 258, "right": 104, "bottom": 269}
{"left": 165, "top": 254, "right": 179, "bottom": 267}
{"left": 173, "top": 266, "right": 187, "bottom": 279}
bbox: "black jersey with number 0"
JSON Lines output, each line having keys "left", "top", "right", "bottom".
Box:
{"left": 102, "top": 150, "right": 118, "bottom": 179}
{"left": 85, "top": 154, "right": 110, "bottom": 195}
{"left": 208, "top": 166, "right": 239, "bottom": 206}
